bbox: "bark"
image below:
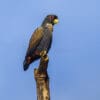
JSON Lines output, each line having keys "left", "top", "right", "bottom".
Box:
{"left": 34, "top": 55, "right": 50, "bottom": 100}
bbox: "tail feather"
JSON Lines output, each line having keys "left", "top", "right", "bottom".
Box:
{"left": 23, "top": 60, "right": 30, "bottom": 71}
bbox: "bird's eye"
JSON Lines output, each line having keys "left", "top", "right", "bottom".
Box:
{"left": 49, "top": 16, "right": 54, "bottom": 21}
{"left": 51, "top": 16, "right": 54, "bottom": 19}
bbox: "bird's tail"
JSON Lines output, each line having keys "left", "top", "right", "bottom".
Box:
{"left": 23, "top": 60, "right": 30, "bottom": 71}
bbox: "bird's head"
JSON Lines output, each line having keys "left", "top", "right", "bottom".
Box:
{"left": 42, "top": 15, "right": 59, "bottom": 26}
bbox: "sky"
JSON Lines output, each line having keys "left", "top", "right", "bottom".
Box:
{"left": 0, "top": 0, "right": 100, "bottom": 100}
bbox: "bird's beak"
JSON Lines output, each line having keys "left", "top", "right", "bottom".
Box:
{"left": 53, "top": 19, "right": 59, "bottom": 24}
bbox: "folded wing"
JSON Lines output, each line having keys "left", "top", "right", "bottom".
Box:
{"left": 23, "top": 27, "right": 44, "bottom": 71}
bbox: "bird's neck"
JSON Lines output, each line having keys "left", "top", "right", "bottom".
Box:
{"left": 42, "top": 23, "right": 53, "bottom": 32}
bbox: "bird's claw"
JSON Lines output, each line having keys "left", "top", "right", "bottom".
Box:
{"left": 40, "top": 50, "right": 47, "bottom": 57}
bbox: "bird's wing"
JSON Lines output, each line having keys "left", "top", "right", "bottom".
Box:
{"left": 26, "top": 27, "right": 44, "bottom": 56}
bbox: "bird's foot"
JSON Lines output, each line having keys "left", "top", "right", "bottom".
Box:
{"left": 40, "top": 50, "right": 47, "bottom": 57}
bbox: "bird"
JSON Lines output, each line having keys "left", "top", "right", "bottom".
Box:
{"left": 23, "top": 15, "right": 59, "bottom": 71}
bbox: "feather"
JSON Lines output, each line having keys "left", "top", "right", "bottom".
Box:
{"left": 26, "top": 27, "right": 44, "bottom": 56}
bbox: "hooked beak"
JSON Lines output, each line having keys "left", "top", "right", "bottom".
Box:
{"left": 53, "top": 19, "right": 59, "bottom": 24}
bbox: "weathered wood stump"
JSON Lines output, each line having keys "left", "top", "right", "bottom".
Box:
{"left": 34, "top": 54, "right": 50, "bottom": 100}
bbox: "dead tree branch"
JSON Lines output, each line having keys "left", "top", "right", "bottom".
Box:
{"left": 34, "top": 54, "right": 50, "bottom": 100}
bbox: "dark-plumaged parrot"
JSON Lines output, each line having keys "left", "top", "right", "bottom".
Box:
{"left": 23, "top": 15, "right": 59, "bottom": 71}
